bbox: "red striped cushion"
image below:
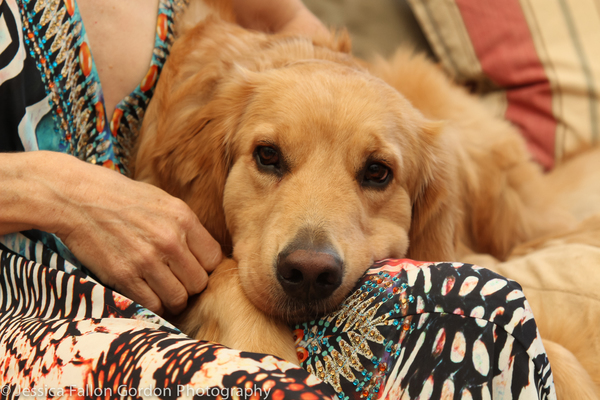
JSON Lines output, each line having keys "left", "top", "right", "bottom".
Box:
{"left": 408, "top": 0, "right": 600, "bottom": 170}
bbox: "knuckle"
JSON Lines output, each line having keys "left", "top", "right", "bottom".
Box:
{"left": 137, "top": 247, "right": 160, "bottom": 267}
{"left": 112, "top": 267, "right": 139, "bottom": 284}
{"left": 160, "top": 230, "right": 181, "bottom": 251}
{"left": 171, "top": 197, "right": 193, "bottom": 218}
{"left": 172, "top": 199, "right": 198, "bottom": 229}
{"left": 159, "top": 235, "right": 186, "bottom": 262}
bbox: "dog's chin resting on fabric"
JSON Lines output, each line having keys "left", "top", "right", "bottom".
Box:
{"left": 132, "top": 3, "right": 571, "bottom": 365}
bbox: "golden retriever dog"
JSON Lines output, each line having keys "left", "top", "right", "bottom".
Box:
{"left": 132, "top": 1, "right": 572, "bottom": 367}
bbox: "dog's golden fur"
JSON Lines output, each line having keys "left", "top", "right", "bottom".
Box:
{"left": 133, "top": 0, "right": 575, "bottom": 377}
{"left": 544, "top": 339, "right": 600, "bottom": 400}
{"left": 175, "top": 258, "right": 299, "bottom": 362}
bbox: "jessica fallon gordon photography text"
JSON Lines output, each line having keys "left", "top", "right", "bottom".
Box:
{"left": 0, "top": 384, "right": 273, "bottom": 399}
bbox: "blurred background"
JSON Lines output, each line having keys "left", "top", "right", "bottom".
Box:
{"left": 303, "top": 0, "right": 435, "bottom": 60}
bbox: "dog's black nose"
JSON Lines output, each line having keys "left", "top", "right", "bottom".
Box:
{"left": 277, "top": 249, "right": 343, "bottom": 301}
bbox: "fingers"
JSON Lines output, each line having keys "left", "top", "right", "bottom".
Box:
{"left": 122, "top": 257, "right": 202, "bottom": 316}
{"left": 169, "top": 197, "right": 222, "bottom": 274}
{"left": 138, "top": 214, "right": 219, "bottom": 314}
{"left": 186, "top": 221, "right": 223, "bottom": 274}
{"left": 119, "top": 211, "right": 220, "bottom": 315}
{"left": 143, "top": 263, "right": 191, "bottom": 315}
{"left": 114, "top": 258, "right": 203, "bottom": 316}
{"left": 168, "top": 247, "right": 210, "bottom": 296}
{"left": 115, "top": 276, "right": 165, "bottom": 316}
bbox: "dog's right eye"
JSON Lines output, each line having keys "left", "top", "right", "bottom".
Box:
{"left": 360, "top": 161, "right": 393, "bottom": 189}
{"left": 254, "top": 145, "right": 281, "bottom": 173}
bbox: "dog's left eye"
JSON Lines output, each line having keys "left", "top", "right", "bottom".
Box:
{"left": 254, "top": 145, "right": 281, "bottom": 172}
{"left": 362, "top": 162, "right": 392, "bottom": 188}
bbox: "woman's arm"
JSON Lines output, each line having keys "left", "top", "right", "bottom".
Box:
{"left": 0, "top": 151, "right": 222, "bottom": 315}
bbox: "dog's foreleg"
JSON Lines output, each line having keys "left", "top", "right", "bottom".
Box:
{"left": 174, "top": 258, "right": 299, "bottom": 365}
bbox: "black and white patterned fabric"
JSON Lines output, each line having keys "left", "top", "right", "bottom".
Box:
{"left": 296, "top": 259, "right": 555, "bottom": 399}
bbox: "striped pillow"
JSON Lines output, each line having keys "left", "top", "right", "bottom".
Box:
{"left": 407, "top": 0, "right": 600, "bottom": 170}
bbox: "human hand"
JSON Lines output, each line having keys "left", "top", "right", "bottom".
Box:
{"left": 18, "top": 152, "right": 222, "bottom": 315}
{"left": 272, "top": 3, "right": 330, "bottom": 38}
{"left": 231, "top": 0, "right": 329, "bottom": 38}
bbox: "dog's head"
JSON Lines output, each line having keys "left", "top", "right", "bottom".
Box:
{"left": 134, "top": 21, "right": 458, "bottom": 322}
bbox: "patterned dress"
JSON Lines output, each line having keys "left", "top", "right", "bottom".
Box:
{"left": 0, "top": 0, "right": 556, "bottom": 398}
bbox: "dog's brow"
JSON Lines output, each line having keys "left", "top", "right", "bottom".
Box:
{"left": 365, "top": 150, "right": 396, "bottom": 166}
{"left": 256, "top": 138, "right": 278, "bottom": 147}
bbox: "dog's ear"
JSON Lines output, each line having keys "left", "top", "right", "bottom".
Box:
{"left": 405, "top": 122, "right": 460, "bottom": 262}
{"left": 133, "top": 41, "right": 256, "bottom": 252}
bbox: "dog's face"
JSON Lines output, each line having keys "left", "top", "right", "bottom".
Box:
{"left": 219, "top": 63, "right": 450, "bottom": 321}
{"left": 136, "top": 29, "right": 458, "bottom": 323}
